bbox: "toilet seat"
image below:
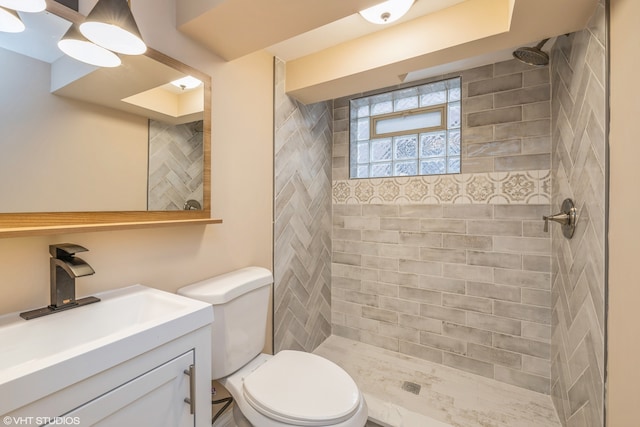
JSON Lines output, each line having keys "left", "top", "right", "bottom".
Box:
{"left": 242, "top": 351, "right": 361, "bottom": 426}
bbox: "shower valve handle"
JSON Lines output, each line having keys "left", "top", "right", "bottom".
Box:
{"left": 543, "top": 198, "right": 577, "bottom": 238}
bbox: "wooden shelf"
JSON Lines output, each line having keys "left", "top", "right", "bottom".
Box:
{"left": 0, "top": 218, "right": 222, "bottom": 239}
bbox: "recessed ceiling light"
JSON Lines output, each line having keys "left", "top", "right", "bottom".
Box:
{"left": 359, "top": 0, "right": 415, "bottom": 25}
{"left": 171, "top": 76, "right": 202, "bottom": 90}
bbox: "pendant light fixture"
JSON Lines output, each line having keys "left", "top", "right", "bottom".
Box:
{"left": 58, "top": 25, "right": 122, "bottom": 68}
{"left": 359, "top": 0, "right": 414, "bottom": 25}
{"left": 0, "top": 0, "right": 45, "bottom": 13}
{"left": 79, "top": 0, "right": 146, "bottom": 55}
{"left": 0, "top": 6, "right": 25, "bottom": 33}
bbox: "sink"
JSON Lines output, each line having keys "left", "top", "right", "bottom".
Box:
{"left": 0, "top": 285, "right": 213, "bottom": 416}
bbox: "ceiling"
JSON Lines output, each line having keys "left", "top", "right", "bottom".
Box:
{"left": 176, "top": 0, "right": 599, "bottom": 104}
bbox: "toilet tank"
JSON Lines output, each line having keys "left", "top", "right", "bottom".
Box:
{"left": 177, "top": 267, "right": 273, "bottom": 379}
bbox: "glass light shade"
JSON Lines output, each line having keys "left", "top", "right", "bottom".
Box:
{"left": 359, "top": 0, "right": 414, "bottom": 25}
{"left": 79, "top": 0, "right": 146, "bottom": 55}
{"left": 0, "top": 0, "right": 45, "bottom": 13}
{"left": 58, "top": 26, "right": 121, "bottom": 68}
{"left": 0, "top": 6, "right": 24, "bottom": 33}
{"left": 171, "top": 76, "right": 202, "bottom": 90}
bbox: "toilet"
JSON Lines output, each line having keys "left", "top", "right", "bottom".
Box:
{"left": 178, "top": 266, "right": 368, "bottom": 427}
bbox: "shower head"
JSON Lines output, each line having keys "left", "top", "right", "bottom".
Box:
{"left": 513, "top": 38, "right": 550, "bottom": 66}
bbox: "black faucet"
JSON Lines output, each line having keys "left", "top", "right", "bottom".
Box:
{"left": 49, "top": 244, "right": 95, "bottom": 309}
{"left": 20, "top": 244, "right": 100, "bottom": 320}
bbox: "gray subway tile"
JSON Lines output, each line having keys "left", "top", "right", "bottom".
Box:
{"left": 420, "top": 247, "right": 467, "bottom": 264}
{"left": 523, "top": 68, "right": 550, "bottom": 86}
{"left": 467, "top": 250, "right": 522, "bottom": 269}
{"left": 378, "top": 323, "right": 420, "bottom": 343}
{"left": 360, "top": 331, "right": 398, "bottom": 352}
{"left": 494, "top": 268, "right": 551, "bottom": 290}
{"left": 494, "top": 205, "right": 550, "bottom": 219}
{"left": 399, "top": 340, "right": 443, "bottom": 364}
{"left": 467, "top": 342, "right": 522, "bottom": 369}
{"left": 443, "top": 293, "right": 493, "bottom": 314}
{"left": 399, "top": 232, "right": 443, "bottom": 247}
{"left": 361, "top": 229, "right": 399, "bottom": 244}
{"left": 522, "top": 355, "right": 551, "bottom": 378}
{"left": 399, "top": 286, "right": 442, "bottom": 305}
{"left": 361, "top": 255, "right": 399, "bottom": 271}
{"left": 442, "top": 204, "right": 493, "bottom": 219}
{"left": 495, "top": 119, "right": 551, "bottom": 139}
{"left": 399, "top": 313, "right": 443, "bottom": 334}
{"left": 522, "top": 289, "right": 552, "bottom": 307}
{"left": 494, "top": 85, "right": 550, "bottom": 108}
{"left": 420, "top": 276, "right": 467, "bottom": 294}
{"left": 467, "top": 281, "right": 521, "bottom": 302}
{"left": 463, "top": 93, "right": 494, "bottom": 113}
{"left": 398, "top": 259, "right": 441, "bottom": 275}
{"left": 467, "top": 106, "right": 523, "bottom": 127}
{"left": 443, "top": 322, "right": 492, "bottom": 346}
{"left": 381, "top": 217, "right": 421, "bottom": 232}
{"left": 468, "top": 73, "right": 523, "bottom": 97}
{"left": 420, "top": 218, "right": 467, "bottom": 233}
{"left": 494, "top": 236, "right": 551, "bottom": 254}
{"left": 494, "top": 300, "right": 551, "bottom": 324}
{"left": 467, "top": 220, "right": 522, "bottom": 236}
{"left": 362, "top": 306, "right": 397, "bottom": 323}
{"left": 467, "top": 312, "right": 521, "bottom": 336}
{"left": 521, "top": 321, "right": 551, "bottom": 341}
{"left": 495, "top": 59, "right": 541, "bottom": 76}
{"left": 493, "top": 333, "right": 550, "bottom": 359}
{"left": 398, "top": 205, "right": 443, "bottom": 218}
{"left": 442, "top": 352, "right": 494, "bottom": 379}
{"left": 361, "top": 281, "right": 399, "bottom": 297}
{"left": 420, "top": 331, "right": 466, "bottom": 355}
{"left": 379, "top": 270, "right": 422, "bottom": 287}
{"left": 462, "top": 124, "right": 494, "bottom": 144}
{"left": 443, "top": 263, "right": 494, "bottom": 282}
{"left": 333, "top": 228, "right": 362, "bottom": 241}
{"left": 443, "top": 234, "right": 493, "bottom": 250}
{"left": 420, "top": 303, "right": 467, "bottom": 324}
{"left": 333, "top": 252, "right": 361, "bottom": 266}
{"left": 523, "top": 101, "right": 551, "bottom": 120}
{"left": 495, "top": 153, "right": 551, "bottom": 171}
{"left": 523, "top": 254, "right": 551, "bottom": 272}
{"left": 379, "top": 296, "right": 421, "bottom": 316}
{"left": 363, "top": 204, "right": 399, "bottom": 217}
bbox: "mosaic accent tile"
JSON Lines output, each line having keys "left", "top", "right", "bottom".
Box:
{"left": 333, "top": 170, "right": 550, "bottom": 205}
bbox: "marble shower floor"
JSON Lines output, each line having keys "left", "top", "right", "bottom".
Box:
{"left": 314, "top": 335, "right": 561, "bottom": 427}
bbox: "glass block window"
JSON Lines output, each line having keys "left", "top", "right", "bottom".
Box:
{"left": 349, "top": 77, "right": 461, "bottom": 179}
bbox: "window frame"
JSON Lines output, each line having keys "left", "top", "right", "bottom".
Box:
{"left": 369, "top": 104, "right": 447, "bottom": 139}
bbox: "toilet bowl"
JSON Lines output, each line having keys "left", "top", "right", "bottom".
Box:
{"left": 178, "top": 267, "right": 368, "bottom": 427}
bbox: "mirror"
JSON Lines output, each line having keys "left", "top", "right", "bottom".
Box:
{"left": 0, "top": 2, "right": 215, "bottom": 235}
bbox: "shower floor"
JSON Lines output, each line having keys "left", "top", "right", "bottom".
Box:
{"left": 314, "top": 335, "right": 561, "bottom": 427}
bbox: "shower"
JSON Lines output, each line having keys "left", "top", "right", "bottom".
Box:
{"left": 512, "top": 38, "right": 550, "bottom": 66}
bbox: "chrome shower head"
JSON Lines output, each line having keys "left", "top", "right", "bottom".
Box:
{"left": 513, "top": 38, "right": 550, "bottom": 66}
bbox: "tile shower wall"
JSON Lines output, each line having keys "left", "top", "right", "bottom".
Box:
{"left": 148, "top": 120, "right": 203, "bottom": 210}
{"left": 273, "top": 58, "right": 333, "bottom": 352}
{"left": 332, "top": 59, "right": 554, "bottom": 394}
{"left": 549, "top": 1, "right": 606, "bottom": 425}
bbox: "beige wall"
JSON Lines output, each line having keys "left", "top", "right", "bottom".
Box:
{"left": 0, "top": 0, "right": 274, "bottom": 353}
{"left": 608, "top": 0, "right": 640, "bottom": 425}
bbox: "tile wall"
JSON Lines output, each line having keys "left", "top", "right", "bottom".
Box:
{"left": 148, "top": 119, "right": 203, "bottom": 210}
{"left": 549, "top": 1, "right": 606, "bottom": 425}
{"left": 273, "top": 58, "right": 333, "bottom": 352}
{"left": 331, "top": 59, "right": 555, "bottom": 393}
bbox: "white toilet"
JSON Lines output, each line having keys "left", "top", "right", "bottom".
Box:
{"left": 178, "top": 266, "right": 368, "bottom": 427}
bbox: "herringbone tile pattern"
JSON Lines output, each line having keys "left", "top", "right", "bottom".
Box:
{"left": 550, "top": 3, "right": 606, "bottom": 425}
{"left": 273, "top": 58, "right": 333, "bottom": 352}
{"left": 148, "top": 120, "right": 203, "bottom": 210}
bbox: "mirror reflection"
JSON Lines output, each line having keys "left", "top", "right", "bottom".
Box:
{"left": 0, "top": 8, "right": 206, "bottom": 213}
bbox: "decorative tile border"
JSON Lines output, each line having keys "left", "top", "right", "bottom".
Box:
{"left": 332, "top": 170, "right": 550, "bottom": 205}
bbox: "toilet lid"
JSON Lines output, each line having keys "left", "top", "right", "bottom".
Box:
{"left": 243, "top": 350, "right": 361, "bottom": 426}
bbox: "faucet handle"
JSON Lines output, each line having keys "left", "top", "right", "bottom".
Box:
{"left": 50, "top": 243, "right": 89, "bottom": 259}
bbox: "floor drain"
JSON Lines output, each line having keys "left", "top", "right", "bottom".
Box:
{"left": 401, "top": 381, "right": 421, "bottom": 395}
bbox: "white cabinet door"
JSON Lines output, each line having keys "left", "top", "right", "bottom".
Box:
{"left": 52, "top": 351, "right": 195, "bottom": 427}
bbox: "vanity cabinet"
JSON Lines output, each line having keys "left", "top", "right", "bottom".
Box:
{"left": 58, "top": 351, "right": 195, "bottom": 426}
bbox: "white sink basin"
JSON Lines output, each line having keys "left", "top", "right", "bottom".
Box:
{"left": 0, "top": 285, "right": 213, "bottom": 415}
